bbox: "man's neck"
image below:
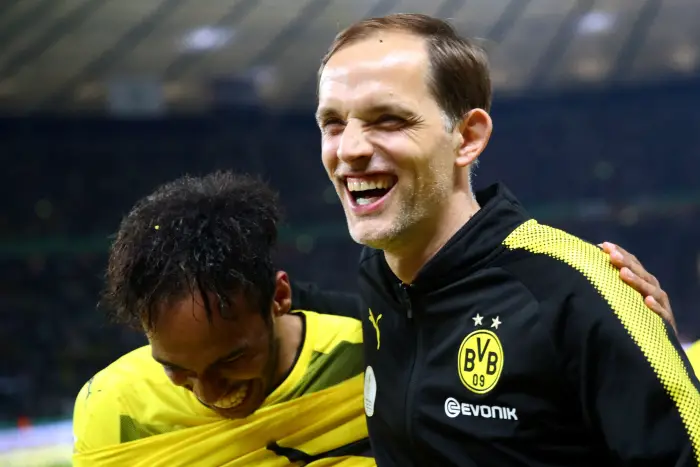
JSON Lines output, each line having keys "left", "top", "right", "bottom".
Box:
{"left": 384, "top": 194, "right": 480, "bottom": 284}
{"left": 272, "top": 313, "right": 304, "bottom": 387}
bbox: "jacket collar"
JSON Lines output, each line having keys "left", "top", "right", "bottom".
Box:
{"left": 359, "top": 183, "right": 531, "bottom": 291}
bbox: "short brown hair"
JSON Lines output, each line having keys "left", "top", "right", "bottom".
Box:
{"left": 320, "top": 13, "right": 492, "bottom": 127}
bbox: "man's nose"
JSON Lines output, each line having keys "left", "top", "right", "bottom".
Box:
{"left": 337, "top": 120, "right": 373, "bottom": 162}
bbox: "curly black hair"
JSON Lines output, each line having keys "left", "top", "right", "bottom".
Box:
{"left": 102, "top": 171, "right": 281, "bottom": 331}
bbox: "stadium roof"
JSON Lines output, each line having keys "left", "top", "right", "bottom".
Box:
{"left": 0, "top": 0, "right": 697, "bottom": 113}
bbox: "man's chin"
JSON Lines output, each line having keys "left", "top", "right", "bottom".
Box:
{"left": 211, "top": 392, "right": 264, "bottom": 419}
{"left": 213, "top": 403, "right": 258, "bottom": 420}
{"left": 349, "top": 222, "right": 397, "bottom": 250}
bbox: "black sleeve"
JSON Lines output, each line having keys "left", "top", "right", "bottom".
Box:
{"left": 558, "top": 275, "right": 700, "bottom": 465}
{"left": 290, "top": 281, "right": 364, "bottom": 320}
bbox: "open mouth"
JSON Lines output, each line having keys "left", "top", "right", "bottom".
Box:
{"left": 210, "top": 382, "right": 250, "bottom": 410}
{"left": 346, "top": 175, "right": 397, "bottom": 207}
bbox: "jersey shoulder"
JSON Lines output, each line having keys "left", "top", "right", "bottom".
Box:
{"left": 76, "top": 345, "right": 172, "bottom": 406}
{"left": 500, "top": 219, "right": 626, "bottom": 300}
{"left": 73, "top": 345, "right": 213, "bottom": 451}
{"left": 499, "top": 219, "right": 666, "bottom": 336}
{"left": 73, "top": 346, "right": 157, "bottom": 451}
{"left": 269, "top": 311, "right": 364, "bottom": 404}
{"left": 303, "top": 309, "right": 363, "bottom": 350}
{"left": 503, "top": 220, "right": 689, "bottom": 375}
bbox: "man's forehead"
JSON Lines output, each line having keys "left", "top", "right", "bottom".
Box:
{"left": 149, "top": 296, "right": 248, "bottom": 345}
{"left": 321, "top": 50, "right": 426, "bottom": 90}
{"left": 321, "top": 33, "right": 427, "bottom": 87}
{"left": 327, "top": 30, "right": 427, "bottom": 65}
{"left": 318, "top": 56, "right": 429, "bottom": 117}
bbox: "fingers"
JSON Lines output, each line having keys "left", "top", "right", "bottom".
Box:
{"left": 645, "top": 296, "right": 677, "bottom": 334}
{"left": 604, "top": 243, "right": 678, "bottom": 334}
{"left": 611, "top": 254, "right": 678, "bottom": 334}
{"left": 619, "top": 266, "right": 657, "bottom": 299}
{"left": 602, "top": 242, "right": 659, "bottom": 287}
{"left": 601, "top": 242, "right": 677, "bottom": 334}
{"left": 618, "top": 264, "right": 670, "bottom": 310}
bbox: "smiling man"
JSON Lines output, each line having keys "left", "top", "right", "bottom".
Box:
{"left": 71, "top": 172, "right": 372, "bottom": 467}
{"left": 315, "top": 13, "right": 700, "bottom": 467}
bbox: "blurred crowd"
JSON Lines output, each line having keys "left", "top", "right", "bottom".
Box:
{"left": 1, "top": 79, "right": 698, "bottom": 423}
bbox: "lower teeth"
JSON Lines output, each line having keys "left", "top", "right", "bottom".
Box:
{"left": 356, "top": 197, "right": 380, "bottom": 206}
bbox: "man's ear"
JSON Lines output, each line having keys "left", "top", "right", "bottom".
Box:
{"left": 454, "top": 108, "right": 492, "bottom": 168}
{"left": 271, "top": 270, "right": 292, "bottom": 317}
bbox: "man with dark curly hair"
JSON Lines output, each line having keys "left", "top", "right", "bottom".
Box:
{"left": 72, "top": 172, "right": 373, "bottom": 467}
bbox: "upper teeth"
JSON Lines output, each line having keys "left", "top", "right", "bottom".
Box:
{"left": 347, "top": 177, "right": 393, "bottom": 192}
{"left": 210, "top": 384, "right": 248, "bottom": 409}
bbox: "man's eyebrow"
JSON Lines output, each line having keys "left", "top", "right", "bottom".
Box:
{"left": 315, "top": 107, "right": 340, "bottom": 124}
{"left": 364, "top": 103, "right": 414, "bottom": 117}
{"left": 152, "top": 355, "right": 186, "bottom": 370}
{"left": 316, "top": 103, "right": 414, "bottom": 124}
{"left": 152, "top": 346, "right": 247, "bottom": 372}
{"left": 214, "top": 346, "right": 247, "bottom": 364}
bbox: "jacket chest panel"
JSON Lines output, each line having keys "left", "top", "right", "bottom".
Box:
{"left": 360, "top": 271, "right": 578, "bottom": 445}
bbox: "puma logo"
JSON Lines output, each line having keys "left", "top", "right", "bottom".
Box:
{"left": 368, "top": 309, "right": 382, "bottom": 350}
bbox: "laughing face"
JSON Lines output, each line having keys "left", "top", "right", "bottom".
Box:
{"left": 317, "top": 32, "right": 461, "bottom": 251}
{"left": 147, "top": 277, "right": 294, "bottom": 419}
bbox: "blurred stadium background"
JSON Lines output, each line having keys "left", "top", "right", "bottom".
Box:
{"left": 1, "top": 0, "right": 699, "bottom": 465}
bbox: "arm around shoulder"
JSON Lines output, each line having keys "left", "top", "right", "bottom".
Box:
{"left": 557, "top": 278, "right": 700, "bottom": 465}
{"left": 291, "top": 281, "right": 364, "bottom": 320}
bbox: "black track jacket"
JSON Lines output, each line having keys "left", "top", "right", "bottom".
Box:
{"left": 354, "top": 183, "right": 700, "bottom": 467}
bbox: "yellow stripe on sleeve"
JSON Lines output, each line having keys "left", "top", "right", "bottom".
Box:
{"left": 504, "top": 219, "right": 700, "bottom": 462}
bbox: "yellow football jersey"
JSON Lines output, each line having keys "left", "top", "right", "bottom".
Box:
{"left": 72, "top": 311, "right": 374, "bottom": 466}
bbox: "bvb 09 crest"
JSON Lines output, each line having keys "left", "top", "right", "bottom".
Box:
{"left": 457, "top": 329, "right": 504, "bottom": 394}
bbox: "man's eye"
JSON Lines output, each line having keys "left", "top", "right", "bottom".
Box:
{"left": 322, "top": 119, "right": 345, "bottom": 134}
{"left": 375, "top": 115, "right": 405, "bottom": 127}
{"left": 222, "top": 356, "right": 242, "bottom": 365}
{"left": 162, "top": 365, "right": 191, "bottom": 385}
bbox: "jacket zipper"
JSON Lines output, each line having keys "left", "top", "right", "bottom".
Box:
{"left": 404, "top": 284, "right": 413, "bottom": 319}
{"left": 400, "top": 283, "right": 420, "bottom": 462}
